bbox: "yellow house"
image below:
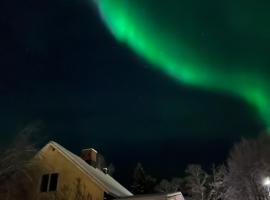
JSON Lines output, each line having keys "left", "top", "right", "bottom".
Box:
{"left": 1, "top": 141, "right": 185, "bottom": 200}
{"left": 23, "top": 141, "right": 133, "bottom": 200}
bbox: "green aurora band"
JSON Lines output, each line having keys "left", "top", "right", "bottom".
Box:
{"left": 94, "top": 0, "right": 270, "bottom": 128}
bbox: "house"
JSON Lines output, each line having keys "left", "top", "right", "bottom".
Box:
{"left": 26, "top": 141, "right": 133, "bottom": 200}
{"left": 2, "top": 141, "right": 185, "bottom": 200}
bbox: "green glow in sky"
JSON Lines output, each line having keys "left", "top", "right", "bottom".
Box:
{"left": 94, "top": 0, "right": 270, "bottom": 127}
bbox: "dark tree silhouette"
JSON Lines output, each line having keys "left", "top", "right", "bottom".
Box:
{"left": 155, "top": 178, "right": 183, "bottom": 193}
{"left": 131, "top": 163, "right": 157, "bottom": 194}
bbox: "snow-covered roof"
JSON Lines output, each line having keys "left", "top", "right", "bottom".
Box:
{"left": 44, "top": 141, "right": 133, "bottom": 197}
{"left": 116, "top": 192, "right": 185, "bottom": 200}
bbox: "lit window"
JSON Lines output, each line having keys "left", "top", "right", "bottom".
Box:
{"left": 40, "top": 173, "right": 59, "bottom": 192}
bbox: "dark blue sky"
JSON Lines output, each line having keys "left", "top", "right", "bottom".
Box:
{"left": 0, "top": 0, "right": 264, "bottom": 186}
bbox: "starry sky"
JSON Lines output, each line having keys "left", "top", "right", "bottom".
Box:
{"left": 0, "top": 0, "right": 267, "bottom": 185}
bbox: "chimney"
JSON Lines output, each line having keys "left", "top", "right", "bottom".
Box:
{"left": 81, "top": 148, "right": 98, "bottom": 167}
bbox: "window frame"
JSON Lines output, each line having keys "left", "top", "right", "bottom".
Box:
{"left": 40, "top": 173, "right": 59, "bottom": 193}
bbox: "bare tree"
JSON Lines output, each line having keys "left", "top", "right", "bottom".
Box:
{"left": 0, "top": 121, "right": 44, "bottom": 199}
{"left": 185, "top": 164, "right": 208, "bottom": 200}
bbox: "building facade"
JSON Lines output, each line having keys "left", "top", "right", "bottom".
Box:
{"left": 1, "top": 141, "right": 184, "bottom": 200}
{"left": 4, "top": 141, "right": 132, "bottom": 200}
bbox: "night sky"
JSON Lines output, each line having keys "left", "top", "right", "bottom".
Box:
{"left": 0, "top": 0, "right": 267, "bottom": 186}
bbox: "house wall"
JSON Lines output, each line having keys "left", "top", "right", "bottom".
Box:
{"left": 26, "top": 144, "right": 105, "bottom": 200}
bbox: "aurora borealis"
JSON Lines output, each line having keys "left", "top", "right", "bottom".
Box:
{"left": 0, "top": 0, "right": 268, "bottom": 185}
{"left": 94, "top": 0, "right": 270, "bottom": 127}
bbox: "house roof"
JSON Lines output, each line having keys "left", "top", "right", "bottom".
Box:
{"left": 43, "top": 141, "right": 133, "bottom": 197}
{"left": 116, "top": 192, "right": 184, "bottom": 200}
{"left": 116, "top": 192, "right": 185, "bottom": 200}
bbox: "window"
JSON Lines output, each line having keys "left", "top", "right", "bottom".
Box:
{"left": 40, "top": 173, "right": 59, "bottom": 192}
{"left": 49, "top": 173, "right": 59, "bottom": 191}
{"left": 40, "top": 174, "right": 49, "bottom": 192}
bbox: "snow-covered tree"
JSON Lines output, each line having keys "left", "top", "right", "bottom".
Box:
{"left": 185, "top": 164, "right": 208, "bottom": 200}
{"left": 207, "top": 165, "right": 226, "bottom": 200}
{"left": 224, "top": 135, "right": 270, "bottom": 200}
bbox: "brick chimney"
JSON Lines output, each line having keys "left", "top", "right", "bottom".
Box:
{"left": 81, "top": 148, "right": 98, "bottom": 167}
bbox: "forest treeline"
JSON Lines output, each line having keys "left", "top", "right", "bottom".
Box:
{"left": 131, "top": 134, "right": 270, "bottom": 200}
